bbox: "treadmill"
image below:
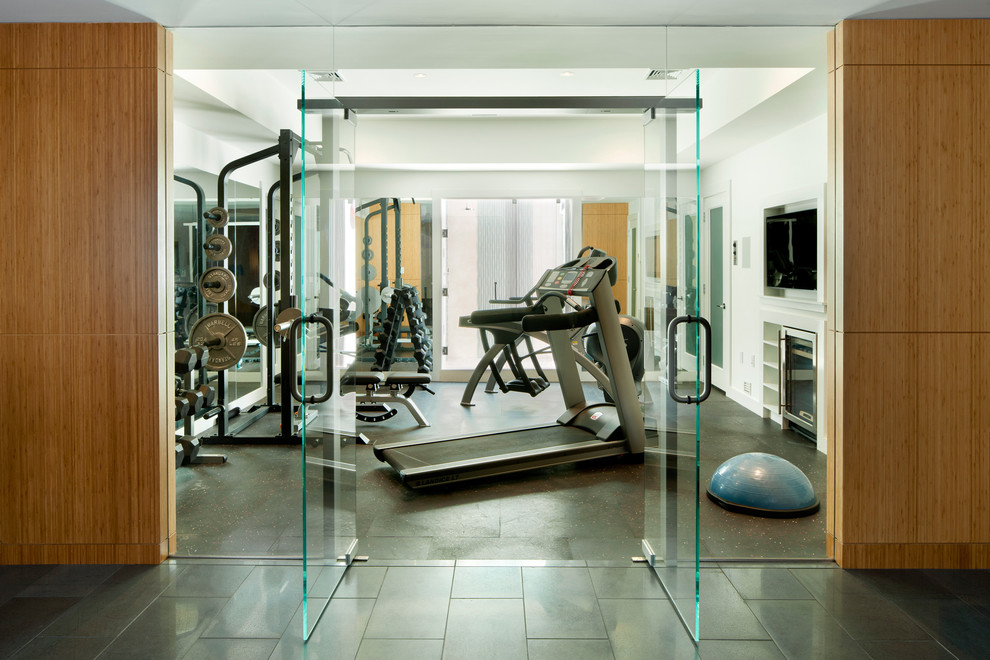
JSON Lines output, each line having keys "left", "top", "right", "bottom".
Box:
{"left": 373, "top": 252, "right": 646, "bottom": 488}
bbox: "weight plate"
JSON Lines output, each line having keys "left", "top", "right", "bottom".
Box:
{"left": 274, "top": 307, "right": 302, "bottom": 339}
{"left": 362, "top": 235, "right": 373, "bottom": 246}
{"left": 203, "top": 233, "right": 232, "bottom": 261}
{"left": 263, "top": 270, "right": 281, "bottom": 290}
{"left": 199, "top": 267, "right": 237, "bottom": 304}
{"left": 360, "top": 263, "right": 377, "bottom": 281}
{"left": 205, "top": 206, "right": 228, "bottom": 228}
{"left": 361, "top": 248, "right": 374, "bottom": 261}
{"left": 357, "top": 286, "right": 382, "bottom": 313}
{"left": 188, "top": 312, "right": 247, "bottom": 371}
{"left": 252, "top": 305, "right": 280, "bottom": 348}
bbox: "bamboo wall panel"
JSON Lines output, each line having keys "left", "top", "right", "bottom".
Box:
{"left": 841, "top": 65, "right": 990, "bottom": 334}
{"left": 837, "top": 333, "right": 918, "bottom": 543}
{"left": 582, "top": 203, "right": 629, "bottom": 310}
{"left": 0, "top": 23, "right": 171, "bottom": 564}
{"left": 0, "top": 23, "right": 165, "bottom": 70}
{"left": 834, "top": 541, "right": 990, "bottom": 569}
{"left": 838, "top": 20, "right": 990, "bottom": 66}
{"left": 0, "top": 335, "right": 163, "bottom": 544}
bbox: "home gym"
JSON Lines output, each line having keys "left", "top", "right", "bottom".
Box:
{"left": 168, "top": 31, "right": 829, "bottom": 634}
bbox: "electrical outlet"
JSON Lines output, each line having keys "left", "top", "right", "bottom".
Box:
{"left": 750, "top": 354, "right": 756, "bottom": 367}
{"left": 743, "top": 381, "right": 752, "bottom": 395}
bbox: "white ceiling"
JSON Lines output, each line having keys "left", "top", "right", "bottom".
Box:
{"left": 3, "top": 0, "right": 990, "bottom": 25}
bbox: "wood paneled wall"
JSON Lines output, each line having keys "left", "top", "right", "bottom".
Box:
{"left": 582, "top": 203, "right": 629, "bottom": 310}
{"left": 828, "top": 19, "right": 990, "bottom": 568}
{"left": 0, "top": 24, "right": 173, "bottom": 564}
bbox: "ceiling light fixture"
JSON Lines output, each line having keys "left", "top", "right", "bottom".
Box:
{"left": 311, "top": 71, "right": 343, "bottom": 82}
{"left": 414, "top": 73, "right": 427, "bottom": 78}
{"left": 561, "top": 71, "right": 575, "bottom": 77}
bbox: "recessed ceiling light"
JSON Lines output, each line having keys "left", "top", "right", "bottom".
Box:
{"left": 561, "top": 71, "right": 575, "bottom": 77}
{"left": 414, "top": 73, "right": 427, "bottom": 78}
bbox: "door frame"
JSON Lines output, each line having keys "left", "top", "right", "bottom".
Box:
{"left": 702, "top": 185, "right": 731, "bottom": 391}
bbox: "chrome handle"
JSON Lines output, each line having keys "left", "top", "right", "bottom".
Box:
{"left": 287, "top": 314, "right": 334, "bottom": 404}
{"left": 666, "top": 315, "right": 713, "bottom": 404}
{"left": 717, "top": 303, "right": 726, "bottom": 310}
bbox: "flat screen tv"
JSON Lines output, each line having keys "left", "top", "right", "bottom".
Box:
{"left": 765, "top": 208, "right": 817, "bottom": 291}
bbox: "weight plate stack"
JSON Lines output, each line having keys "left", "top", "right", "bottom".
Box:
{"left": 203, "top": 233, "right": 232, "bottom": 261}
{"left": 188, "top": 313, "right": 247, "bottom": 370}
{"left": 205, "top": 206, "right": 229, "bottom": 228}
{"left": 199, "top": 267, "right": 237, "bottom": 304}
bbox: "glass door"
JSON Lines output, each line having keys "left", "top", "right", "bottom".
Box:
{"left": 640, "top": 69, "right": 707, "bottom": 641}
{"left": 298, "top": 72, "right": 359, "bottom": 640}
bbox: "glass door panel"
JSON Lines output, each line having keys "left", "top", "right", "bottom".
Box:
{"left": 641, "top": 68, "right": 705, "bottom": 641}
{"left": 299, "top": 72, "right": 358, "bottom": 640}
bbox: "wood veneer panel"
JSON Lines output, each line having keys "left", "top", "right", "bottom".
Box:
{"left": 839, "top": 19, "right": 990, "bottom": 66}
{"left": 0, "top": 23, "right": 165, "bottom": 70}
{"left": 0, "top": 335, "right": 162, "bottom": 546}
{"left": 838, "top": 333, "right": 917, "bottom": 543}
{"left": 0, "top": 543, "right": 165, "bottom": 565}
{"left": 0, "top": 70, "right": 61, "bottom": 334}
{"left": 834, "top": 540, "right": 990, "bottom": 569}
{"left": 582, "top": 203, "right": 629, "bottom": 310}
{"left": 56, "top": 68, "right": 162, "bottom": 335}
{"left": 825, "top": 329, "right": 837, "bottom": 544}
{"left": 914, "top": 333, "right": 990, "bottom": 543}
{"left": 841, "top": 65, "right": 990, "bottom": 333}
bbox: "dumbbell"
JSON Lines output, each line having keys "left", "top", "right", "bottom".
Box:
{"left": 180, "top": 388, "right": 207, "bottom": 413}
{"left": 174, "top": 397, "right": 191, "bottom": 421}
{"left": 197, "top": 385, "right": 217, "bottom": 408}
{"left": 175, "top": 348, "right": 199, "bottom": 376}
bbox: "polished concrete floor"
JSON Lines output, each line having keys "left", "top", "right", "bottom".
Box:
{"left": 177, "top": 382, "right": 826, "bottom": 561}
{"left": 1, "top": 559, "right": 989, "bottom": 659}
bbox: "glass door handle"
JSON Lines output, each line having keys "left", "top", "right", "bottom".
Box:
{"left": 666, "top": 315, "right": 713, "bottom": 404}
{"left": 717, "top": 303, "right": 726, "bottom": 309}
{"left": 287, "top": 314, "right": 334, "bottom": 404}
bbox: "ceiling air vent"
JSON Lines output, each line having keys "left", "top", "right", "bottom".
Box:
{"left": 646, "top": 69, "right": 681, "bottom": 80}
{"left": 311, "top": 71, "right": 344, "bottom": 83}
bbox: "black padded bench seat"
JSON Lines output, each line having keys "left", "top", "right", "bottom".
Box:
{"left": 341, "top": 371, "right": 433, "bottom": 427}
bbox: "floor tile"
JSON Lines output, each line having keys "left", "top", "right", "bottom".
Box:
{"left": 816, "top": 589, "right": 929, "bottom": 641}
{"left": 856, "top": 639, "right": 957, "bottom": 660}
{"left": 748, "top": 599, "right": 871, "bottom": 659}
{"left": 42, "top": 564, "right": 183, "bottom": 638}
{"left": 311, "top": 566, "right": 387, "bottom": 599}
{"left": 451, "top": 566, "right": 522, "bottom": 598}
{"left": 7, "top": 635, "right": 112, "bottom": 660}
{"left": 588, "top": 567, "right": 668, "bottom": 599}
{"left": 160, "top": 564, "right": 253, "bottom": 598}
{"left": 680, "top": 570, "right": 770, "bottom": 641}
{"left": 0, "top": 597, "right": 80, "bottom": 658}
{"left": 270, "top": 597, "right": 375, "bottom": 660}
{"left": 441, "top": 599, "right": 526, "bottom": 659}
{"left": 852, "top": 570, "right": 954, "bottom": 599}
{"left": 598, "top": 598, "right": 698, "bottom": 660}
{"left": 922, "top": 569, "right": 990, "bottom": 596}
{"left": 182, "top": 637, "right": 279, "bottom": 660}
{"left": 523, "top": 567, "right": 607, "bottom": 639}
{"left": 527, "top": 639, "right": 616, "bottom": 660}
{"left": 357, "top": 638, "right": 444, "bottom": 659}
{"left": 698, "top": 640, "right": 785, "bottom": 660}
{"left": 98, "top": 596, "right": 228, "bottom": 660}
{"left": 428, "top": 536, "right": 575, "bottom": 560}
{"left": 201, "top": 565, "right": 302, "bottom": 638}
{"left": 363, "top": 567, "right": 454, "bottom": 639}
{"left": 788, "top": 567, "right": 878, "bottom": 602}
{"left": 0, "top": 565, "right": 56, "bottom": 605}
{"left": 722, "top": 568, "right": 814, "bottom": 600}
{"left": 18, "top": 565, "right": 119, "bottom": 598}
{"left": 892, "top": 597, "right": 990, "bottom": 660}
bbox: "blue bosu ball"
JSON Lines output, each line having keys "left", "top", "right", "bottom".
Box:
{"left": 707, "top": 452, "right": 820, "bottom": 518}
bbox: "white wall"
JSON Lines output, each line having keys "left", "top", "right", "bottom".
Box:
{"left": 701, "top": 113, "right": 827, "bottom": 414}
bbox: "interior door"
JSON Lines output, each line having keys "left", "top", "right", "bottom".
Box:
{"left": 641, "top": 69, "right": 706, "bottom": 642}
{"left": 298, "top": 72, "right": 359, "bottom": 640}
{"left": 704, "top": 191, "right": 730, "bottom": 390}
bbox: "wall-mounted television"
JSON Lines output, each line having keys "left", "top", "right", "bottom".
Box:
{"left": 765, "top": 208, "right": 817, "bottom": 291}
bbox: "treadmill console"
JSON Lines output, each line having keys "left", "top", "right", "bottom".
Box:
{"left": 539, "top": 257, "right": 612, "bottom": 296}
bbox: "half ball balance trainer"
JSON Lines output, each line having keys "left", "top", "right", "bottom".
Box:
{"left": 373, "top": 252, "right": 646, "bottom": 488}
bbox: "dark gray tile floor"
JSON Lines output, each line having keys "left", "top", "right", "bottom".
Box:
{"left": 1, "top": 561, "right": 987, "bottom": 659}
{"left": 177, "top": 383, "right": 826, "bottom": 561}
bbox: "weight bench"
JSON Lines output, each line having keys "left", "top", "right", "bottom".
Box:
{"left": 343, "top": 371, "right": 434, "bottom": 427}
